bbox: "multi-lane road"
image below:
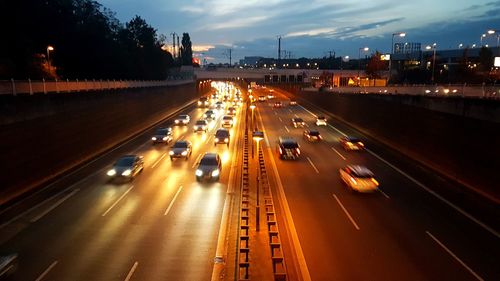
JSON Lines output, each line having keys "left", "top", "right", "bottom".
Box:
{"left": 0, "top": 83, "right": 499, "bottom": 281}
{"left": 254, "top": 88, "right": 499, "bottom": 281}
{"left": 0, "top": 91, "right": 244, "bottom": 280}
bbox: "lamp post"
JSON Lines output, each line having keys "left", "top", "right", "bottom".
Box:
{"left": 480, "top": 34, "right": 486, "bottom": 46}
{"left": 358, "top": 47, "right": 369, "bottom": 85}
{"left": 249, "top": 103, "right": 256, "bottom": 132}
{"left": 487, "top": 29, "right": 499, "bottom": 47}
{"left": 389, "top": 32, "right": 406, "bottom": 83}
{"left": 252, "top": 130, "right": 264, "bottom": 231}
{"left": 425, "top": 43, "right": 437, "bottom": 83}
{"left": 46, "top": 45, "right": 54, "bottom": 74}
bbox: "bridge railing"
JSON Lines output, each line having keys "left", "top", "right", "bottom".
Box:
{"left": 0, "top": 78, "right": 194, "bottom": 95}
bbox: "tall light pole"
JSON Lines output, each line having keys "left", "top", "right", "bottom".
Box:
{"left": 487, "top": 29, "right": 499, "bottom": 47}
{"left": 426, "top": 43, "right": 437, "bottom": 84}
{"left": 358, "top": 47, "right": 369, "bottom": 85}
{"left": 46, "top": 45, "right": 54, "bottom": 74}
{"left": 389, "top": 32, "right": 406, "bottom": 82}
{"left": 480, "top": 34, "right": 486, "bottom": 46}
{"left": 249, "top": 103, "right": 256, "bottom": 132}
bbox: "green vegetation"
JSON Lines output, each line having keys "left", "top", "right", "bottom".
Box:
{"left": 0, "top": 0, "right": 192, "bottom": 80}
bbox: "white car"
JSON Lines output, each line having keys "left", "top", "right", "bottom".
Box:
{"left": 316, "top": 116, "right": 327, "bottom": 126}
{"left": 174, "top": 114, "right": 190, "bottom": 125}
{"left": 222, "top": 115, "right": 234, "bottom": 127}
{"left": 339, "top": 165, "right": 379, "bottom": 192}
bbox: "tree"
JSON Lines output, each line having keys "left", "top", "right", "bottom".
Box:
{"left": 365, "top": 51, "right": 386, "bottom": 79}
{"left": 181, "top": 33, "right": 193, "bottom": 65}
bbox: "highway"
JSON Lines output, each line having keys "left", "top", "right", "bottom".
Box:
{"left": 0, "top": 89, "right": 244, "bottom": 280}
{"left": 253, "top": 88, "right": 500, "bottom": 281}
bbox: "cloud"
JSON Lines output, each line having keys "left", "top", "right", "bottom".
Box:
{"left": 192, "top": 44, "right": 215, "bottom": 52}
{"left": 204, "top": 16, "right": 269, "bottom": 30}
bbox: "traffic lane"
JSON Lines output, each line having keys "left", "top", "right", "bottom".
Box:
{"left": 277, "top": 100, "right": 500, "bottom": 278}
{"left": 258, "top": 102, "right": 488, "bottom": 280}
{"left": 259, "top": 103, "right": 437, "bottom": 280}
{"left": 0, "top": 99, "right": 235, "bottom": 278}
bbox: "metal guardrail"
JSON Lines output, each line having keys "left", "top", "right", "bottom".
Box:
{"left": 0, "top": 78, "right": 194, "bottom": 95}
{"left": 258, "top": 147, "right": 287, "bottom": 281}
{"left": 238, "top": 114, "right": 251, "bottom": 280}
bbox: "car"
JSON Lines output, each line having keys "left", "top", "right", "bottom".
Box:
{"left": 316, "top": 116, "right": 327, "bottom": 126}
{"left": 303, "top": 130, "right": 322, "bottom": 141}
{"left": 214, "top": 101, "right": 224, "bottom": 111}
{"left": 169, "top": 140, "right": 192, "bottom": 160}
{"left": 107, "top": 155, "right": 144, "bottom": 181}
{"left": 277, "top": 137, "right": 300, "bottom": 160}
{"left": 174, "top": 114, "right": 190, "bottom": 125}
{"left": 289, "top": 100, "right": 298, "bottom": 106}
{"left": 267, "top": 94, "right": 275, "bottom": 99}
{"left": 204, "top": 110, "right": 216, "bottom": 120}
{"left": 273, "top": 101, "right": 283, "bottom": 108}
{"left": 151, "top": 127, "right": 173, "bottom": 144}
{"left": 194, "top": 119, "right": 208, "bottom": 133}
{"left": 214, "top": 128, "right": 230, "bottom": 146}
{"left": 222, "top": 115, "right": 234, "bottom": 128}
{"left": 0, "top": 254, "right": 18, "bottom": 278}
{"left": 291, "top": 117, "right": 305, "bottom": 128}
{"left": 258, "top": 95, "right": 267, "bottom": 102}
{"left": 339, "top": 136, "right": 365, "bottom": 151}
{"left": 195, "top": 153, "right": 222, "bottom": 182}
{"left": 227, "top": 107, "right": 237, "bottom": 116}
{"left": 198, "top": 96, "right": 209, "bottom": 107}
{"left": 339, "top": 165, "right": 379, "bottom": 192}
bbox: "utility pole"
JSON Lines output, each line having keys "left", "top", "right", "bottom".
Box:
{"left": 277, "top": 35, "right": 281, "bottom": 68}
{"left": 177, "top": 35, "right": 181, "bottom": 60}
{"left": 229, "top": 48, "right": 232, "bottom": 66}
{"left": 170, "top": 32, "right": 177, "bottom": 59}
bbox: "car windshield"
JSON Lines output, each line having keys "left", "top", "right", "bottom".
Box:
{"left": 179, "top": 115, "right": 188, "bottom": 119}
{"left": 317, "top": 116, "right": 325, "bottom": 120}
{"left": 196, "top": 120, "right": 206, "bottom": 125}
{"left": 223, "top": 116, "right": 232, "bottom": 120}
{"left": 282, "top": 142, "right": 298, "bottom": 149}
{"left": 309, "top": 131, "right": 320, "bottom": 136}
{"left": 294, "top": 118, "right": 303, "bottom": 122}
{"left": 216, "top": 131, "right": 229, "bottom": 137}
{"left": 173, "top": 142, "right": 188, "bottom": 148}
{"left": 200, "top": 157, "right": 218, "bottom": 165}
{"left": 115, "top": 157, "right": 134, "bottom": 167}
{"left": 156, "top": 129, "right": 170, "bottom": 135}
{"left": 348, "top": 137, "right": 361, "bottom": 142}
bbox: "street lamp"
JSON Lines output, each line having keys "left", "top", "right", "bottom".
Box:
{"left": 46, "top": 45, "right": 54, "bottom": 74}
{"left": 480, "top": 34, "right": 486, "bottom": 46}
{"left": 249, "top": 103, "right": 256, "bottom": 131}
{"left": 458, "top": 43, "right": 463, "bottom": 49}
{"left": 358, "top": 47, "right": 369, "bottom": 85}
{"left": 486, "top": 29, "right": 499, "bottom": 47}
{"left": 425, "top": 43, "right": 437, "bottom": 83}
{"left": 389, "top": 32, "right": 406, "bottom": 82}
{"left": 252, "top": 130, "right": 264, "bottom": 230}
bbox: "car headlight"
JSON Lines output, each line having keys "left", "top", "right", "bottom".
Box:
{"left": 169, "top": 151, "right": 174, "bottom": 155}
{"left": 122, "top": 169, "right": 132, "bottom": 176}
{"left": 224, "top": 138, "right": 229, "bottom": 143}
{"left": 211, "top": 169, "right": 220, "bottom": 177}
{"left": 162, "top": 137, "right": 168, "bottom": 141}
{"left": 215, "top": 138, "right": 219, "bottom": 142}
{"left": 152, "top": 137, "right": 157, "bottom": 141}
{"left": 198, "top": 101, "right": 202, "bottom": 105}
{"left": 107, "top": 169, "right": 116, "bottom": 176}
{"left": 175, "top": 120, "right": 179, "bottom": 124}
{"left": 181, "top": 150, "right": 188, "bottom": 156}
{"left": 195, "top": 169, "right": 203, "bottom": 176}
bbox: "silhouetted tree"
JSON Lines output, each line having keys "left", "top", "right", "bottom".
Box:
{"left": 181, "top": 33, "right": 193, "bottom": 65}
{"left": 365, "top": 51, "right": 386, "bottom": 79}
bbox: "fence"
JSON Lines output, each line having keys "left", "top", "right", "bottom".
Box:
{"left": 0, "top": 78, "right": 194, "bottom": 95}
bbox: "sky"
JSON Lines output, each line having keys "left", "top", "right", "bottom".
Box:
{"left": 100, "top": 0, "right": 500, "bottom": 63}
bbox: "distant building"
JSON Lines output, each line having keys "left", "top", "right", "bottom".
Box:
{"left": 239, "top": 56, "right": 265, "bottom": 67}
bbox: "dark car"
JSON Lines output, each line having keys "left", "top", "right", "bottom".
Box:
{"left": 277, "top": 137, "right": 300, "bottom": 160}
{"left": 214, "top": 128, "right": 230, "bottom": 146}
{"left": 340, "top": 136, "right": 365, "bottom": 151}
{"left": 169, "top": 140, "right": 192, "bottom": 160}
{"left": 194, "top": 119, "right": 208, "bottom": 133}
{"left": 107, "top": 155, "right": 144, "bottom": 181}
{"left": 289, "top": 100, "right": 298, "bottom": 106}
{"left": 198, "top": 96, "right": 209, "bottom": 107}
{"left": 303, "top": 129, "right": 322, "bottom": 141}
{"left": 204, "top": 110, "right": 216, "bottom": 120}
{"left": 273, "top": 101, "right": 283, "bottom": 108}
{"left": 195, "top": 153, "right": 222, "bottom": 182}
{"left": 291, "top": 117, "right": 305, "bottom": 128}
{"left": 151, "top": 127, "right": 173, "bottom": 144}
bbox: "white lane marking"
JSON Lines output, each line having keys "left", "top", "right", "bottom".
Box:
{"left": 164, "top": 186, "right": 183, "bottom": 216}
{"left": 333, "top": 194, "right": 360, "bottom": 230}
{"left": 30, "top": 189, "right": 80, "bottom": 222}
{"left": 288, "top": 109, "right": 293, "bottom": 113}
{"left": 426, "top": 231, "right": 484, "bottom": 281}
{"left": 35, "top": 260, "right": 58, "bottom": 281}
{"left": 278, "top": 117, "right": 283, "bottom": 122}
{"left": 192, "top": 153, "right": 203, "bottom": 168}
{"left": 299, "top": 105, "right": 347, "bottom": 137}
{"left": 298, "top": 103, "right": 499, "bottom": 239}
{"left": 284, "top": 125, "right": 290, "bottom": 133}
{"left": 205, "top": 135, "right": 213, "bottom": 144}
{"left": 274, "top": 111, "right": 278, "bottom": 115}
{"left": 294, "top": 114, "right": 299, "bottom": 118}
{"left": 152, "top": 153, "right": 167, "bottom": 168}
{"left": 366, "top": 148, "right": 500, "bottom": 239}
{"left": 331, "top": 147, "right": 347, "bottom": 160}
{"left": 102, "top": 185, "right": 134, "bottom": 217}
{"left": 124, "top": 261, "right": 139, "bottom": 281}
{"left": 257, "top": 104, "right": 312, "bottom": 281}
{"left": 378, "top": 189, "right": 390, "bottom": 199}
{"left": 306, "top": 157, "right": 320, "bottom": 174}
{"left": 132, "top": 140, "right": 150, "bottom": 153}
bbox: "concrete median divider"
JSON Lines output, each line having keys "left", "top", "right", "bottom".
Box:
{"left": 238, "top": 119, "right": 251, "bottom": 281}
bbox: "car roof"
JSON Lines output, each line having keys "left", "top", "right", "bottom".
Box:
{"left": 178, "top": 114, "right": 189, "bottom": 118}
{"left": 223, "top": 115, "right": 233, "bottom": 118}
{"left": 308, "top": 130, "right": 320, "bottom": 134}
{"left": 293, "top": 117, "right": 303, "bottom": 121}
{"left": 345, "top": 136, "right": 361, "bottom": 141}
{"left": 202, "top": 152, "right": 218, "bottom": 159}
{"left": 196, "top": 119, "right": 208, "bottom": 123}
{"left": 347, "top": 165, "right": 374, "bottom": 177}
{"left": 279, "top": 137, "right": 298, "bottom": 144}
{"left": 216, "top": 128, "right": 229, "bottom": 133}
{"left": 174, "top": 140, "right": 190, "bottom": 145}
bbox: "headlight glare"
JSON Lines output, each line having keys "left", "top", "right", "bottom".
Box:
{"left": 195, "top": 169, "right": 203, "bottom": 176}
{"left": 122, "top": 169, "right": 132, "bottom": 176}
{"left": 107, "top": 169, "right": 116, "bottom": 176}
{"left": 211, "top": 169, "right": 220, "bottom": 177}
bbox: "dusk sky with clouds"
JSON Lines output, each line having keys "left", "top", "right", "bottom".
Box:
{"left": 100, "top": 0, "right": 500, "bottom": 63}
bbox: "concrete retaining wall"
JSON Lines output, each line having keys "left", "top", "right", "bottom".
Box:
{"left": 0, "top": 83, "right": 205, "bottom": 203}
{"left": 278, "top": 85, "right": 500, "bottom": 201}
